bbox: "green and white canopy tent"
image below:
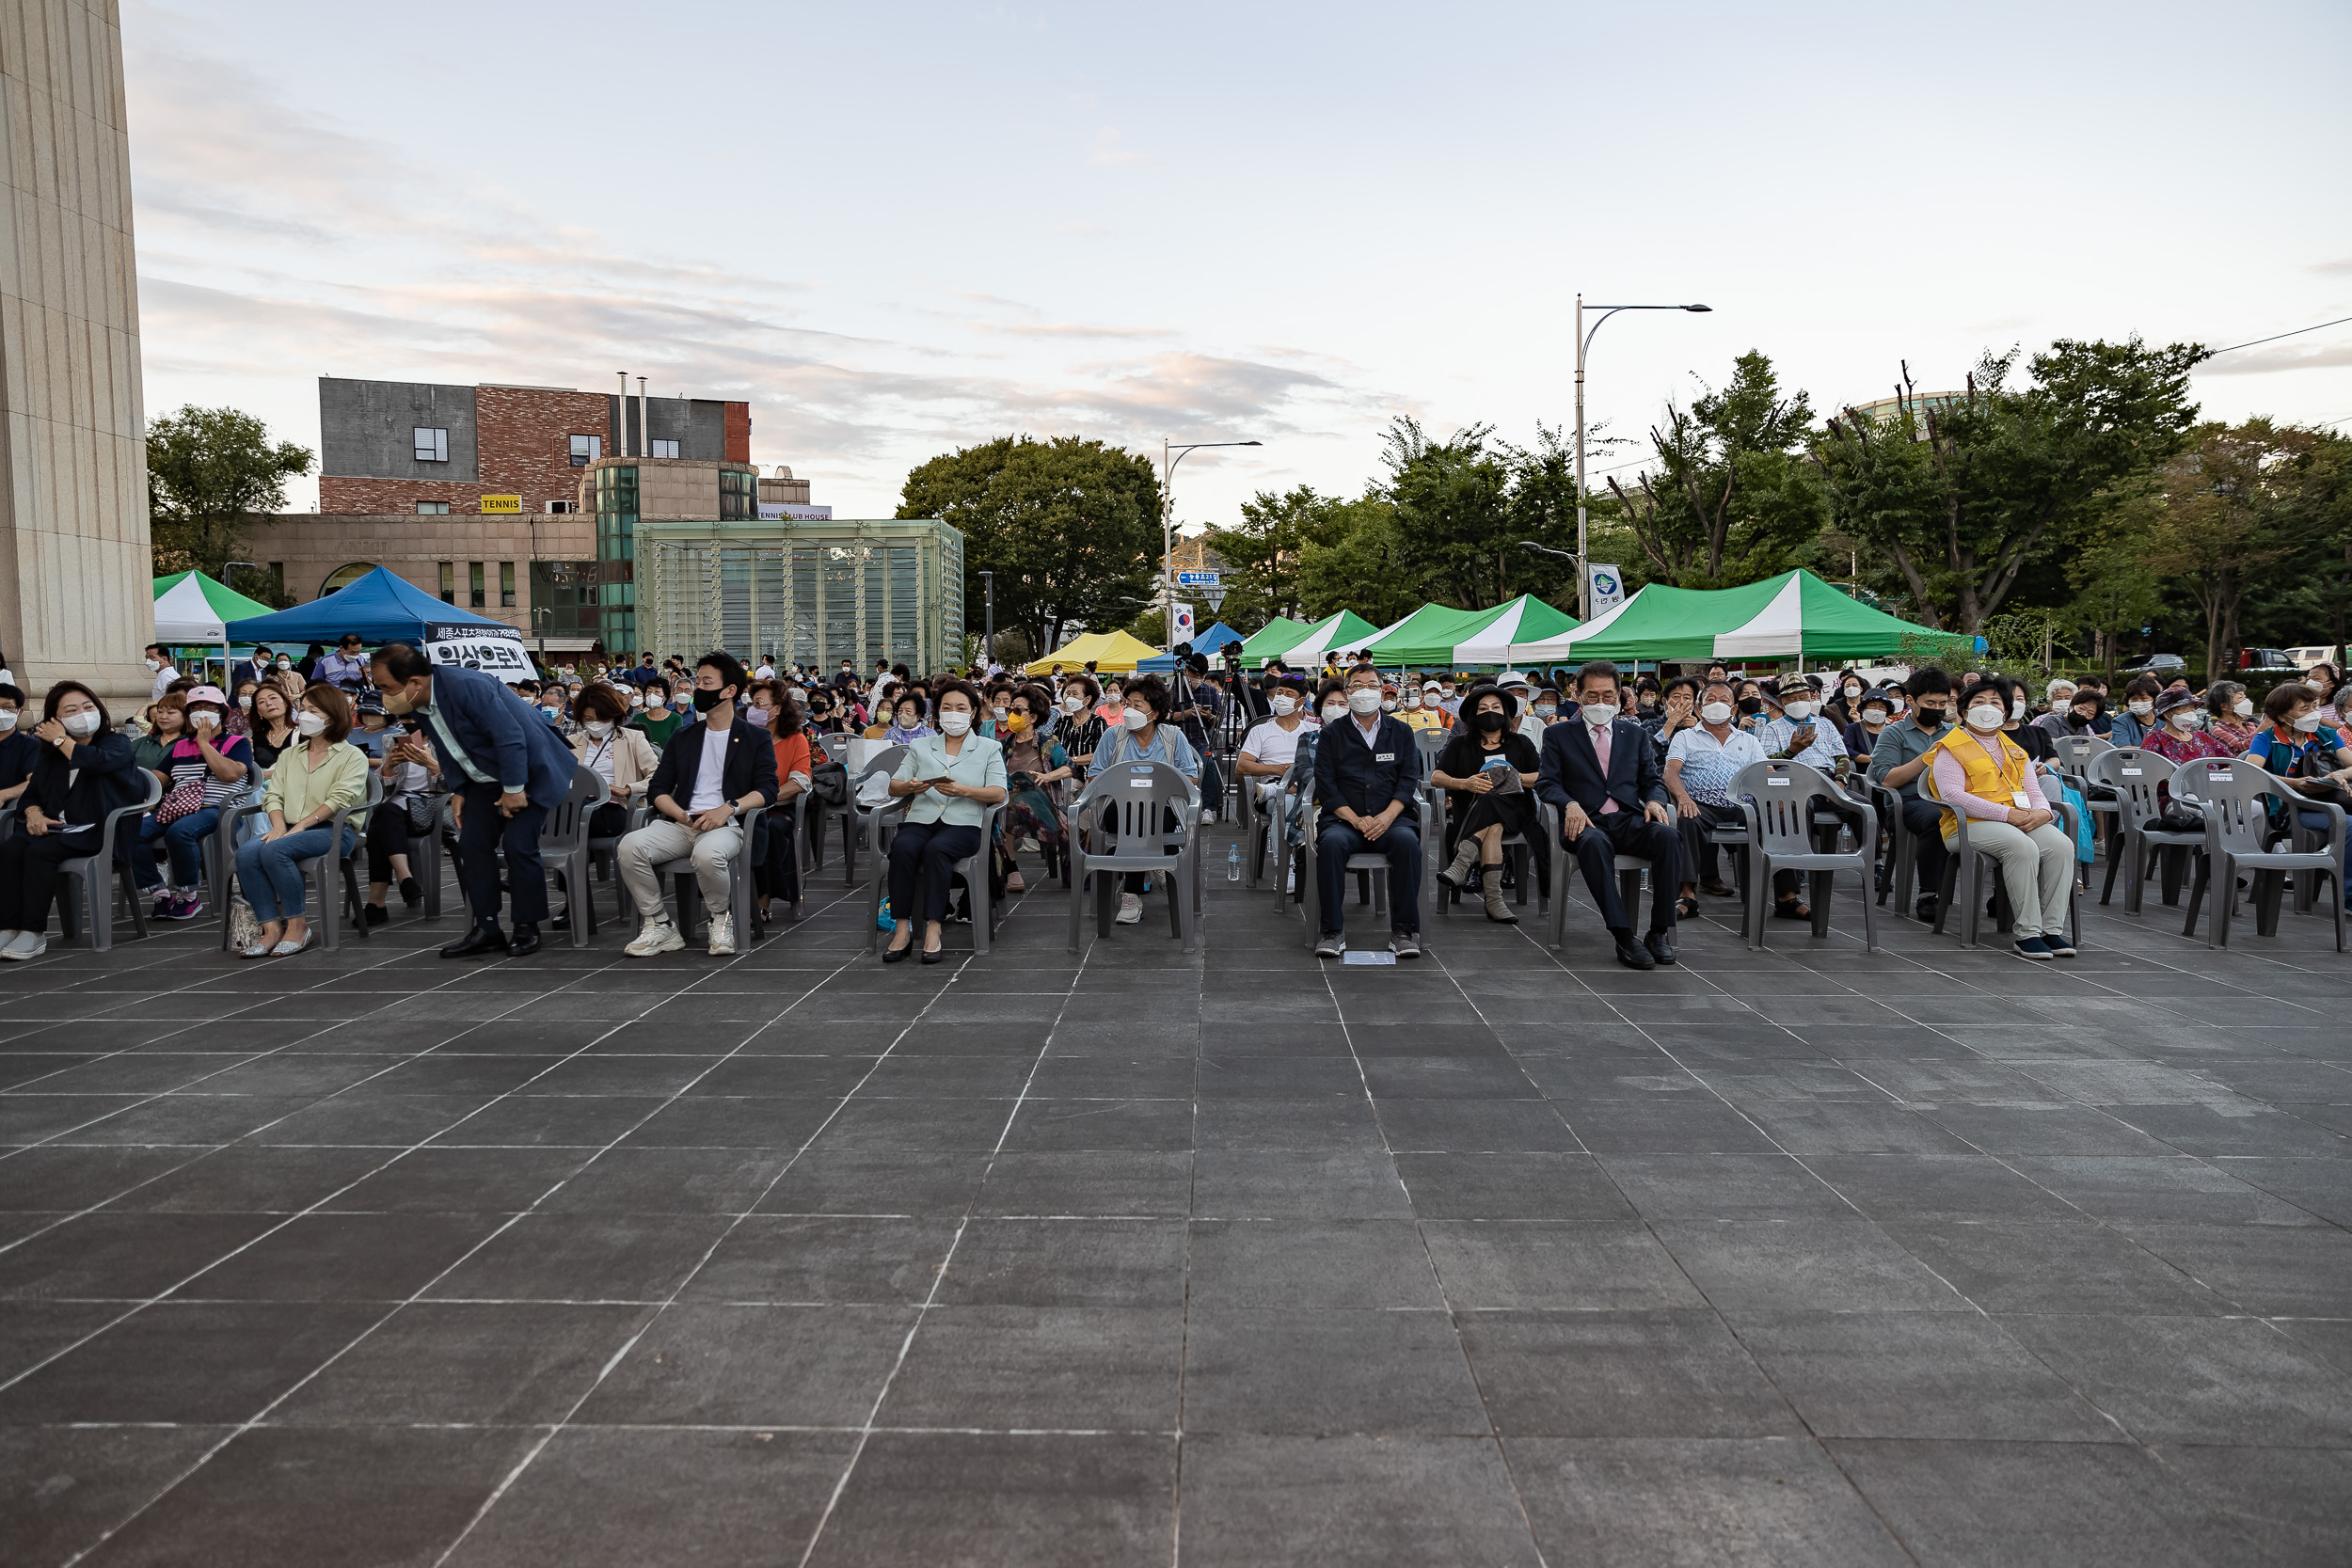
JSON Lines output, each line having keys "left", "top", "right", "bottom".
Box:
{"left": 1504, "top": 569, "right": 1980, "bottom": 667}
{"left": 1236, "top": 616, "right": 1311, "bottom": 663}
{"left": 1454, "top": 595, "right": 1581, "bottom": 667}
{"left": 1364, "top": 595, "right": 1583, "bottom": 669}
{"left": 152, "top": 571, "right": 279, "bottom": 679}
{"left": 1240, "top": 610, "right": 1386, "bottom": 666}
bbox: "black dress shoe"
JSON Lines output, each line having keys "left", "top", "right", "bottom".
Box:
{"left": 1645, "top": 928, "right": 1677, "bottom": 965}
{"left": 1613, "top": 931, "right": 1657, "bottom": 970}
{"left": 399, "top": 877, "right": 422, "bottom": 907}
{"left": 440, "top": 925, "right": 509, "bottom": 958}
{"left": 549, "top": 909, "right": 570, "bottom": 931}
{"left": 362, "top": 904, "right": 389, "bottom": 927}
{"left": 882, "top": 942, "right": 914, "bottom": 964}
{"left": 920, "top": 945, "right": 945, "bottom": 964}
{"left": 507, "top": 922, "right": 542, "bottom": 957}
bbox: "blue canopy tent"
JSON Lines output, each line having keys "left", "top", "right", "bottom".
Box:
{"left": 226, "top": 566, "right": 534, "bottom": 676}
{"left": 1136, "top": 620, "right": 1243, "bottom": 672}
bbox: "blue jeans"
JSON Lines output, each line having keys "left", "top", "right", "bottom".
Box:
{"left": 1315, "top": 816, "right": 1421, "bottom": 935}
{"left": 128, "top": 806, "right": 220, "bottom": 890}
{"left": 235, "top": 824, "right": 356, "bottom": 922}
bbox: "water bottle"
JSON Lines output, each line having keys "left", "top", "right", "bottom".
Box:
{"left": 1226, "top": 845, "right": 1242, "bottom": 882}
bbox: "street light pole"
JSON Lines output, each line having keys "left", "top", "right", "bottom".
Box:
{"left": 978, "top": 570, "right": 993, "bottom": 672}
{"left": 1573, "top": 297, "right": 1711, "bottom": 618}
{"left": 1161, "top": 437, "right": 1263, "bottom": 653}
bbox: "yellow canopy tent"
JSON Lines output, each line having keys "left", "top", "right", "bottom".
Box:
{"left": 1024, "top": 629, "right": 1166, "bottom": 676}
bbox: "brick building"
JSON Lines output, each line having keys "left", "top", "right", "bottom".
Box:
{"left": 316, "top": 378, "right": 752, "bottom": 515}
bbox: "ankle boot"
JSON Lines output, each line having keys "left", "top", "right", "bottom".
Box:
{"left": 1439, "top": 839, "right": 1479, "bottom": 889}
{"left": 1481, "top": 875, "right": 1518, "bottom": 923}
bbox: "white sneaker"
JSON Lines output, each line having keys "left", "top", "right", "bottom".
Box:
{"left": 1116, "top": 893, "right": 1143, "bottom": 925}
{"left": 626, "top": 917, "right": 684, "bottom": 957}
{"left": 707, "top": 913, "right": 736, "bottom": 956}
{"left": 0, "top": 930, "right": 46, "bottom": 961}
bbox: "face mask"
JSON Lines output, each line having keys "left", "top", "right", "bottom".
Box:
{"left": 1347, "top": 689, "right": 1382, "bottom": 715}
{"left": 1845, "top": 685, "right": 1862, "bottom": 698}
{"left": 540, "top": 705, "right": 561, "bottom": 720}
{"left": 2010, "top": 698, "right": 2026, "bottom": 720}
{"left": 1861, "top": 708, "right": 1888, "bottom": 726}
{"left": 993, "top": 705, "right": 1009, "bottom": 721}
{"left": 2234, "top": 698, "right": 2254, "bottom": 718}
{"left": 630, "top": 696, "right": 644, "bottom": 708}
{"left": 1700, "top": 702, "right": 1733, "bottom": 724}
{"left": 1104, "top": 691, "right": 1122, "bottom": 706}
{"left": 1270, "top": 695, "right": 1297, "bottom": 717}
{"left": 295, "top": 710, "right": 327, "bottom": 737}
{"left": 2128, "top": 700, "right": 2153, "bottom": 716}
{"left": 1966, "top": 705, "right": 2006, "bottom": 732}
{"left": 647, "top": 697, "right": 667, "bottom": 711}
{"left": 144, "top": 657, "right": 159, "bottom": 672}
{"left": 1062, "top": 693, "right": 1085, "bottom": 713}
{"left": 1581, "top": 703, "right": 1619, "bottom": 726}
{"left": 1380, "top": 698, "right": 1397, "bottom": 711}
{"left": 275, "top": 660, "right": 290, "bottom": 671}
{"left": 236, "top": 695, "right": 252, "bottom": 711}
{"left": 747, "top": 705, "right": 772, "bottom": 727}
{"left": 584, "top": 721, "right": 614, "bottom": 738}
{"left": 1783, "top": 701, "right": 1814, "bottom": 721}
{"left": 2169, "top": 711, "right": 2201, "bottom": 731}
{"left": 1911, "top": 706, "right": 1943, "bottom": 727}
{"left": 1474, "top": 710, "right": 1506, "bottom": 733}
{"left": 1534, "top": 704, "right": 1558, "bottom": 719}
{"left": 938, "top": 710, "right": 973, "bottom": 736}
{"left": 1404, "top": 690, "right": 1422, "bottom": 708}
{"left": 2070, "top": 711, "right": 2095, "bottom": 728}
{"left": 1005, "top": 713, "right": 1028, "bottom": 734}
{"left": 63, "top": 710, "right": 102, "bottom": 738}
{"left": 2293, "top": 712, "right": 2325, "bottom": 733}
{"left": 1322, "top": 704, "right": 1346, "bottom": 722}
{"left": 1121, "top": 706, "right": 1152, "bottom": 731}
{"left": 691, "top": 689, "right": 728, "bottom": 714}
{"left": 1737, "top": 696, "right": 1763, "bottom": 715}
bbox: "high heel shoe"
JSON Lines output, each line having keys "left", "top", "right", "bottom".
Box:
{"left": 882, "top": 939, "right": 914, "bottom": 964}
{"left": 920, "top": 944, "right": 945, "bottom": 964}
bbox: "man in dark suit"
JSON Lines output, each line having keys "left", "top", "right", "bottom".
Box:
{"left": 1536, "top": 659, "right": 1683, "bottom": 970}
{"left": 1311, "top": 666, "right": 1424, "bottom": 959}
{"left": 371, "top": 641, "right": 578, "bottom": 958}
{"left": 227, "top": 645, "right": 270, "bottom": 694}
{"left": 615, "top": 652, "right": 778, "bottom": 958}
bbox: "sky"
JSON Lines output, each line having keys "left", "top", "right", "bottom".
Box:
{"left": 124, "top": 0, "right": 2352, "bottom": 532}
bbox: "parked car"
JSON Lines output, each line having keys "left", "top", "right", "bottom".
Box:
{"left": 2120, "top": 653, "right": 2185, "bottom": 674}
{"left": 2288, "top": 644, "right": 2342, "bottom": 671}
{"left": 2240, "top": 647, "right": 2299, "bottom": 673}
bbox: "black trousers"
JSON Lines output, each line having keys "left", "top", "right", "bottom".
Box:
{"left": 1900, "top": 796, "right": 1950, "bottom": 908}
{"left": 887, "top": 820, "right": 981, "bottom": 925}
{"left": 1678, "top": 801, "right": 1798, "bottom": 898}
{"left": 364, "top": 807, "right": 411, "bottom": 883}
{"left": 1563, "top": 809, "right": 1680, "bottom": 933}
{"left": 0, "top": 827, "right": 98, "bottom": 930}
{"left": 755, "top": 805, "right": 799, "bottom": 906}
{"left": 454, "top": 783, "right": 548, "bottom": 927}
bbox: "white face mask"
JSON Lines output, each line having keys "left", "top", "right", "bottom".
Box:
{"left": 1380, "top": 698, "right": 1397, "bottom": 711}
{"left": 2127, "top": 700, "right": 2153, "bottom": 716}
{"left": 1888, "top": 698, "right": 1907, "bottom": 714}
{"left": 1440, "top": 686, "right": 1455, "bottom": 697}
{"left": 630, "top": 696, "right": 644, "bottom": 708}
{"left": 295, "top": 710, "right": 328, "bottom": 737}
{"left": 1699, "top": 702, "right": 1733, "bottom": 725}
{"left": 1966, "top": 704, "right": 2006, "bottom": 732}
{"left": 584, "top": 721, "right": 613, "bottom": 737}
{"left": 1404, "top": 689, "right": 1422, "bottom": 708}
{"left": 1322, "top": 704, "right": 1347, "bottom": 722}
{"left": 144, "top": 657, "right": 159, "bottom": 672}
{"left": 63, "top": 710, "right": 102, "bottom": 737}
{"left": 1844, "top": 685, "right": 1862, "bottom": 698}
{"left": 1062, "top": 693, "right": 1086, "bottom": 713}
{"left": 938, "top": 710, "right": 973, "bottom": 736}
{"left": 1534, "top": 704, "right": 1558, "bottom": 719}
{"left": 1347, "top": 689, "right": 1383, "bottom": 715}
{"left": 648, "top": 697, "right": 667, "bottom": 710}
{"left": 1783, "top": 701, "right": 1814, "bottom": 721}
{"left": 1120, "top": 706, "right": 1151, "bottom": 731}
{"left": 1581, "top": 702, "right": 1619, "bottom": 727}
{"left": 2234, "top": 698, "right": 2254, "bottom": 718}
{"left": 1104, "top": 691, "right": 1123, "bottom": 706}
{"left": 2293, "top": 712, "right": 2325, "bottom": 733}
{"left": 2010, "top": 698, "right": 2026, "bottom": 719}
{"left": 2169, "top": 710, "right": 2201, "bottom": 731}
{"left": 1861, "top": 709, "right": 1888, "bottom": 726}
{"left": 1270, "top": 695, "right": 1296, "bottom": 716}
{"left": 0, "top": 711, "right": 15, "bottom": 732}
{"left": 993, "top": 705, "right": 1009, "bottom": 721}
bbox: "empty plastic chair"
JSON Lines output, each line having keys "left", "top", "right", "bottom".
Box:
{"left": 1067, "top": 762, "right": 1205, "bottom": 953}
{"left": 2173, "top": 758, "right": 2346, "bottom": 951}
{"left": 1728, "top": 760, "right": 1877, "bottom": 952}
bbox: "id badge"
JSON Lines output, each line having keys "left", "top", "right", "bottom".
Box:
{"left": 2011, "top": 790, "right": 2030, "bottom": 809}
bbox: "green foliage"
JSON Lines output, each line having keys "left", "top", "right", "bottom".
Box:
{"left": 1814, "top": 339, "right": 2205, "bottom": 632}
{"left": 1610, "top": 352, "right": 1821, "bottom": 587}
{"left": 1206, "top": 484, "right": 1354, "bottom": 627}
{"left": 1295, "top": 493, "right": 1422, "bottom": 625}
{"left": 898, "top": 436, "right": 1162, "bottom": 657}
{"left": 2141, "top": 420, "right": 2318, "bottom": 685}
{"left": 147, "top": 405, "right": 313, "bottom": 579}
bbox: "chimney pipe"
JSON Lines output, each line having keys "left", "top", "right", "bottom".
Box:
{"left": 615, "top": 372, "right": 629, "bottom": 456}
{"left": 638, "top": 377, "right": 650, "bottom": 460}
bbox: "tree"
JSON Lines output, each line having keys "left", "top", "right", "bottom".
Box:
{"left": 2061, "top": 519, "right": 2167, "bottom": 676}
{"left": 1206, "top": 484, "right": 1352, "bottom": 627}
{"left": 147, "top": 405, "right": 313, "bottom": 579}
{"left": 1609, "top": 351, "right": 1820, "bottom": 586}
{"left": 1815, "top": 338, "right": 2205, "bottom": 632}
{"left": 1383, "top": 417, "right": 1517, "bottom": 609}
{"left": 2142, "top": 420, "right": 2314, "bottom": 685}
{"left": 898, "top": 436, "right": 1162, "bottom": 657}
{"left": 1294, "top": 493, "right": 1421, "bottom": 625}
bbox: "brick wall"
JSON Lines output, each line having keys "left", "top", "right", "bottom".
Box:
{"left": 478, "top": 387, "right": 611, "bottom": 509}
{"left": 319, "top": 476, "right": 490, "bottom": 514}
{"left": 723, "top": 401, "right": 751, "bottom": 463}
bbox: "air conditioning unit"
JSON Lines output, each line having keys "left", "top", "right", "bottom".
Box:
{"left": 547, "top": 500, "right": 575, "bottom": 514}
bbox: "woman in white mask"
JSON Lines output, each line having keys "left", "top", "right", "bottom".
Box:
{"left": 1919, "top": 678, "right": 2078, "bottom": 959}
{"left": 2244, "top": 686, "right": 2352, "bottom": 894}
{"left": 0, "top": 682, "right": 143, "bottom": 960}
{"left": 882, "top": 681, "right": 1009, "bottom": 961}
{"left": 233, "top": 685, "right": 370, "bottom": 958}
{"left": 1057, "top": 673, "right": 1104, "bottom": 777}
{"left": 2205, "top": 679, "right": 2258, "bottom": 751}
{"left": 1076, "top": 674, "right": 1203, "bottom": 926}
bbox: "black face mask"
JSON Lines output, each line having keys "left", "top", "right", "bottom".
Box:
{"left": 1474, "top": 710, "right": 1506, "bottom": 733}
{"left": 1915, "top": 707, "right": 1947, "bottom": 727}
{"left": 692, "top": 688, "right": 731, "bottom": 715}
{"left": 1736, "top": 696, "right": 1764, "bottom": 715}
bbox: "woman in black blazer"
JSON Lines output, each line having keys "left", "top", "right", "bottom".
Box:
{"left": 1430, "top": 683, "right": 1542, "bottom": 922}
{"left": 0, "top": 681, "right": 145, "bottom": 959}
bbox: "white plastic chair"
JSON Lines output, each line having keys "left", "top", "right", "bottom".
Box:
{"left": 1730, "top": 760, "right": 1877, "bottom": 952}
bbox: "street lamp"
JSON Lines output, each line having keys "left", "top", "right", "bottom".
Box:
{"left": 977, "top": 570, "right": 994, "bottom": 671}
{"left": 1573, "top": 297, "right": 1709, "bottom": 616}
{"left": 1161, "top": 438, "right": 1263, "bottom": 653}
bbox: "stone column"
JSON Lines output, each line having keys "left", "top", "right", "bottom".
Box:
{"left": 0, "top": 0, "right": 151, "bottom": 705}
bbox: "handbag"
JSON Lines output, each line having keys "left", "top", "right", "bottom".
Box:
{"left": 151, "top": 777, "right": 205, "bottom": 827}
{"left": 228, "top": 892, "right": 261, "bottom": 949}
{"left": 404, "top": 792, "right": 438, "bottom": 836}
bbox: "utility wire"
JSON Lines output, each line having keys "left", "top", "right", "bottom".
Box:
{"left": 2207, "top": 314, "right": 2352, "bottom": 356}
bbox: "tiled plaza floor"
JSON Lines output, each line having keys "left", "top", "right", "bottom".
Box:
{"left": 3, "top": 828, "right": 2351, "bottom": 1565}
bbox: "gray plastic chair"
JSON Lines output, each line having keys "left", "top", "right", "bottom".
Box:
{"left": 197, "top": 766, "right": 265, "bottom": 917}
{"left": 2090, "top": 747, "right": 2196, "bottom": 910}
{"left": 1540, "top": 800, "right": 1651, "bottom": 953}
{"left": 541, "top": 768, "right": 606, "bottom": 948}
{"left": 649, "top": 800, "right": 771, "bottom": 946}
{"left": 1069, "top": 761, "right": 1204, "bottom": 953}
{"left": 2172, "top": 758, "right": 2346, "bottom": 951}
{"left": 832, "top": 745, "right": 910, "bottom": 887}
{"left": 2050, "top": 733, "right": 2118, "bottom": 854}
{"left": 1237, "top": 752, "right": 1298, "bottom": 892}
{"left": 867, "top": 799, "right": 1003, "bottom": 955}
{"left": 1298, "top": 779, "right": 1437, "bottom": 950}
{"left": 216, "top": 772, "right": 380, "bottom": 951}
{"left": 56, "top": 772, "right": 163, "bottom": 951}
{"left": 1729, "top": 761, "right": 1877, "bottom": 952}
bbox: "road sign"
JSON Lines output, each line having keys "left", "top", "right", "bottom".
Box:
{"left": 1176, "top": 570, "right": 1220, "bottom": 588}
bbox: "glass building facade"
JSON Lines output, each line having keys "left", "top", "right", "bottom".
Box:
{"left": 592, "top": 464, "right": 640, "bottom": 651}
{"left": 636, "top": 517, "right": 965, "bottom": 672}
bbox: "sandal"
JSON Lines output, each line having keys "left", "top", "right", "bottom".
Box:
{"left": 1675, "top": 895, "right": 1701, "bottom": 920}
{"left": 1772, "top": 898, "right": 1811, "bottom": 922}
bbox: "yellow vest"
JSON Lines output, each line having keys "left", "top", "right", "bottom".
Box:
{"left": 1920, "top": 727, "right": 2028, "bottom": 844}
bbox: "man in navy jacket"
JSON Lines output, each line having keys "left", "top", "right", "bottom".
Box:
{"left": 617, "top": 652, "right": 778, "bottom": 958}
{"left": 1311, "top": 666, "right": 1423, "bottom": 958}
{"left": 372, "top": 641, "right": 578, "bottom": 957}
{"left": 1536, "top": 659, "right": 1682, "bottom": 970}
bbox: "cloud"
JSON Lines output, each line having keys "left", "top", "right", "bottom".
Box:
{"left": 1087, "top": 127, "right": 1146, "bottom": 166}
{"left": 1050, "top": 222, "right": 1110, "bottom": 237}
{"left": 2312, "top": 258, "right": 2352, "bottom": 276}
{"left": 2200, "top": 342, "right": 2352, "bottom": 375}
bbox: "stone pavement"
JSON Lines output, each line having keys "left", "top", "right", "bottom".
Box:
{"left": 3, "top": 829, "right": 2350, "bottom": 1566}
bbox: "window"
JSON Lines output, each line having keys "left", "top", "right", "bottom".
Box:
{"left": 438, "top": 562, "right": 455, "bottom": 604}
{"left": 416, "top": 500, "right": 450, "bottom": 515}
{"left": 414, "top": 427, "right": 449, "bottom": 463}
{"left": 569, "top": 434, "right": 601, "bottom": 467}
{"left": 469, "top": 562, "right": 486, "bottom": 609}
{"left": 650, "top": 439, "right": 680, "bottom": 459}
{"left": 320, "top": 562, "right": 373, "bottom": 596}
{"left": 500, "top": 562, "right": 516, "bottom": 608}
